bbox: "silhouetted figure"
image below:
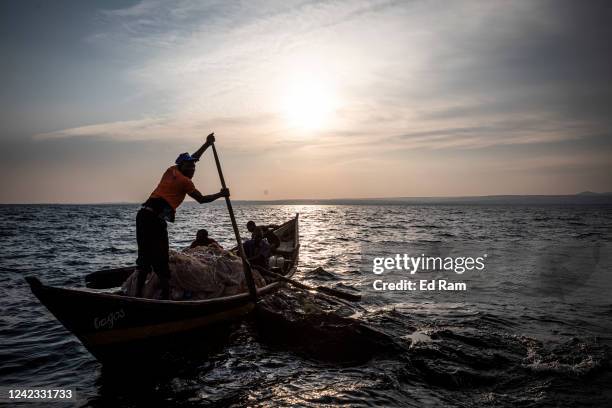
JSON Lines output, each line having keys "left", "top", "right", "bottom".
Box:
{"left": 246, "top": 220, "right": 280, "bottom": 252}
{"left": 190, "top": 229, "right": 223, "bottom": 250}
{"left": 243, "top": 227, "right": 271, "bottom": 269}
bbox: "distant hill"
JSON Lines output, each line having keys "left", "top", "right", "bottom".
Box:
{"left": 576, "top": 191, "right": 612, "bottom": 196}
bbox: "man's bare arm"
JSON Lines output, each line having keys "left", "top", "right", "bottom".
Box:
{"left": 188, "top": 187, "right": 229, "bottom": 204}
{"left": 191, "top": 132, "right": 215, "bottom": 160}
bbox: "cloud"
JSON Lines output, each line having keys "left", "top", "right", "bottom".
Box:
{"left": 35, "top": 117, "right": 170, "bottom": 141}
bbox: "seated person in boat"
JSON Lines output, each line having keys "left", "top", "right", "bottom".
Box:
{"left": 190, "top": 228, "right": 223, "bottom": 250}
{"left": 243, "top": 227, "right": 271, "bottom": 269}
{"left": 246, "top": 220, "right": 280, "bottom": 252}
{"left": 136, "top": 133, "right": 229, "bottom": 300}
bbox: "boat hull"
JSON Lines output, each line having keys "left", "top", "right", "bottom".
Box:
{"left": 27, "top": 277, "right": 271, "bottom": 362}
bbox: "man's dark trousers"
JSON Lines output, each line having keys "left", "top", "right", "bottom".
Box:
{"left": 135, "top": 208, "right": 170, "bottom": 299}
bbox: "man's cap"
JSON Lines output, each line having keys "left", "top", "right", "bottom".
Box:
{"left": 175, "top": 152, "right": 199, "bottom": 165}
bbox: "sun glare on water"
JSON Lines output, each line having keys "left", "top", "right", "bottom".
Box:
{"left": 282, "top": 74, "right": 337, "bottom": 131}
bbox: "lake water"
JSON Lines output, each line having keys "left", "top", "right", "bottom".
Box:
{"left": 1, "top": 203, "right": 611, "bottom": 407}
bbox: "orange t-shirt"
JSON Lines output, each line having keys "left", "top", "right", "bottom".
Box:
{"left": 149, "top": 166, "right": 196, "bottom": 210}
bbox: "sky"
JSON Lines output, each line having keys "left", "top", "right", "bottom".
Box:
{"left": 1, "top": 0, "right": 611, "bottom": 203}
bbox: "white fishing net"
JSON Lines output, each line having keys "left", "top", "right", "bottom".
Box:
{"left": 122, "top": 246, "right": 267, "bottom": 300}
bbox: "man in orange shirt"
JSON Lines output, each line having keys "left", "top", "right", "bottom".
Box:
{"left": 136, "top": 133, "right": 228, "bottom": 300}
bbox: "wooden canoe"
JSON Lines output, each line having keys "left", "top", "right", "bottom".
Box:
{"left": 25, "top": 214, "right": 299, "bottom": 363}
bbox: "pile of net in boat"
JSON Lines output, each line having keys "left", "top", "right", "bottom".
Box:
{"left": 122, "top": 246, "right": 266, "bottom": 300}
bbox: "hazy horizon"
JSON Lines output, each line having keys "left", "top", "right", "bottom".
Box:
{"left": 1, "top": 1, "right": 611, "bottom": 203}
{"left": 3, "top": 191, "right": 612, "bottom": 206}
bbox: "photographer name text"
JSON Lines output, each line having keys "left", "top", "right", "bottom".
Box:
{"left": 373, "top": 279, "right": 466, "bottom": 291}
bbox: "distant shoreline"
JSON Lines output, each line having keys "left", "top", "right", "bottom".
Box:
{"left": 2, "top": 193, "right": 612, "bottom": 206}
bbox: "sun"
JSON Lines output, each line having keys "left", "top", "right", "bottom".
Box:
{"left": 281, "top": 74, "right": 337, "bottom": 131}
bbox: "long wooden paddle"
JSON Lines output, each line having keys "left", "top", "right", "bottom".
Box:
{"left": 253, "top": 265, "right": 362, "bottom": 302}
{"left": 210, "top": 142, "right": 258, "bottom": 301}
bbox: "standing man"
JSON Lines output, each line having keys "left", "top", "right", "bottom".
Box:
{"left": 136, "top": 133, "right": 229, "bottom": 299}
